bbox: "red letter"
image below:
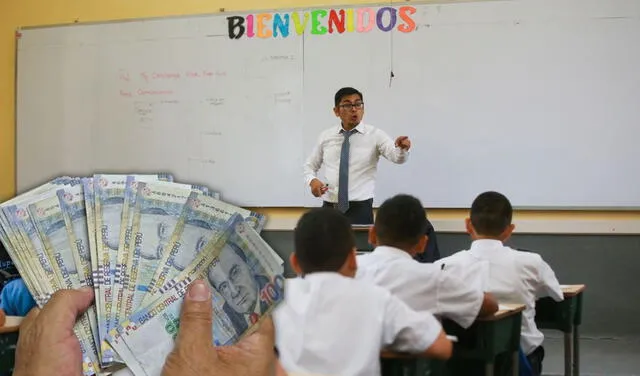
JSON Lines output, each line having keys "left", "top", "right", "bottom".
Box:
{"left": 397, "top": 6, "right": 416, "bottom": 33}
{"left": 328, "top": 9, "right": 346, "bottom": 34}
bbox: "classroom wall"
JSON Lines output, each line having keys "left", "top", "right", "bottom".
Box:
{"left": 2, "top": 0, "right": 640, "bottom": 340}
{"left": 1, "top": 1, "right": 638, "bottom": 223}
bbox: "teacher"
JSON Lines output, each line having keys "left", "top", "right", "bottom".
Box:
{"left": 303, "top": 87, "right": 412, "bottom": 225}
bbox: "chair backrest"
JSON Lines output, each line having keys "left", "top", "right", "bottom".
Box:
{"left": 413, "top": 219, "right": 441, "bottom": 263}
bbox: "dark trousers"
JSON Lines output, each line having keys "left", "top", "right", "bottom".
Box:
{"left": 501, "top": 345, "right": 545, "bottom": 376}
{"left": 527, "top": 345, "right": 545, "bottom": 376}
{"left": 323, "top": 199, "right": 374, "bottom": 225}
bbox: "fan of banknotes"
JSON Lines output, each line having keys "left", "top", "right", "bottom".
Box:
{"left": 0, "top": 174, "right": 285, "bottom": 376}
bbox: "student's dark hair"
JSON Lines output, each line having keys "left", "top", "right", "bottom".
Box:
{"left": 375, "top": 194, "right": 428, "bottom": 249}
{"left": 334, "top": 87, "right": 363, "bottom": 107}
{"left": 470, "top": 191, "right": 513, "bottom": 237}
{"left": 294, "top": 208, "right": 355, "bottom": 274}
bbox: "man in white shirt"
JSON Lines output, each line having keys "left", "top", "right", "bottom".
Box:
{"left": 273, "top": 208, "right": 452, "bottom": 376}
{"left": 303, "top": 87, "right": 411, "bottom": 224}
{"left": 435, "top": 191, "right": 564, "bottom": 376}
{"left": 357, "top": 194, "right": 498, "bottom": 329}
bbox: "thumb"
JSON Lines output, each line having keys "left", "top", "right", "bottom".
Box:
{"left": 39, "top": 287, "right": 94, "bottom": 332}
{"left": 176, "top": 280, "right": 213, "bottom": 350}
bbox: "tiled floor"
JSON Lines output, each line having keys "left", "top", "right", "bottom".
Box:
{"left": 542, "top": 332, "right": 640, "bottom": 376}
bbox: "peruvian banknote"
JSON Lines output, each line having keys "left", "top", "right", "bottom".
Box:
{"left": 93, "top": 174, "right": 129, "bottom": 364}
{"left": 118, "top": 181, "right": 204, "bottom": 323}
{"left": 111, "top": 176, "right": 181, "bottom": 331}
{"left": 2, "top": 197, "right": 56, "bottom": 305}
{"left": 28, "top": 193, "right": 101, "bottom": 374}
{"left": 58, "top": 185, "right": 102, "bottom": 355}
{"left": 109, "top": 214, "right": 284, "bottom": 376}
{"left": 142, "top": 191, "right": 266, "bottom": 304}
{"left": 93, "top": 173, "right": 171, "bottom": 364}
{"left": 0, "top": 179, "right": 73, "bottom": 304}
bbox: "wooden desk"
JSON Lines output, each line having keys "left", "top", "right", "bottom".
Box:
{"left": 444, "top": 303, "right": 525, "bottom": 376}
{"left": 0, "top": 316, "right": 23, "bottom": 334}
{"left": 535, "top": 284, "right": 586, "bottom": 376}
{"left": 480, "top": 304, "right": 526, "bottom": 322}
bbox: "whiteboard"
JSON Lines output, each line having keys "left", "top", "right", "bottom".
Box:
{"left": 16, "top": 0, "right": 640, "bottom": 208}
{"left": 17, "top": 16, "right": 305, "bottom": 206}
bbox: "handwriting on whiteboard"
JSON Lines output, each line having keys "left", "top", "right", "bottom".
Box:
{"left": 119, "top": 69, "right": 226, "bottom": 83}
{"left": 120, "top": 89, "right": 174, "bottom": 97}
{"left": 205, "top": 98, "right": 225, "bottom": 106}
{"left": 274, "top": 92, "right": 292, "bottom": 104}
{"left": 134, "top": 70, "right": 227, "bottom": 82}
{"left": 261, "top": 55, "right": 296, "bottom": 62}
{"left": 188, "top": 157, "right": 216, "bottom": 165}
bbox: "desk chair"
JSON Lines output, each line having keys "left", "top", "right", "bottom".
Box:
{"left": 414, "top": 219, "right": 441, "bottom": 263}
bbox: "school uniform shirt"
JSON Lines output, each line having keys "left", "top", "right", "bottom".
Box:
{"left": 0, "top": 278, "right": 36, "bottom": 316}
{"left": 273, "top": 272, "right": 442, "bottom": 376}
{"left": 303, "top": 123, "right": 408, "bottom": 203}
{"left": 434, "top": 239, "right": 564, "bottom": 355}
{"left": 356, "top": 246, "right": 484, "bottom": 329}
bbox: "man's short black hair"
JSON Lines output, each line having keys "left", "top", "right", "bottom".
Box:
{"left": 294, "top": 208, "right": 355, "bottom": 274}
{"left": 334, "top": 87, "right": 363, "bottom": 107}
{"left": 470, "top": 191, "right": 513, "bottom": 237}
{"left": 375, "top": 194, "right": 428, "bottom": 249}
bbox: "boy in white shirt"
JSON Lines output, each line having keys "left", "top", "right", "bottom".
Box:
{"left": 273, "top": 208, "right": 452, "bottom": 376}
{"left": 356, "top": 194, "right": 498, "bottom": 328}
{"left": 435, "top": 191, "right": 564, "bottom": 376}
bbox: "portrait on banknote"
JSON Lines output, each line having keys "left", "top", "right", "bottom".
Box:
{"left": 206, "top": 228, "right": 284, "bottom": 337}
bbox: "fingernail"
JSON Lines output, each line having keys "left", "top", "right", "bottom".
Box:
{"left": 187, "top": 280, "right": 209, "bottom": 301}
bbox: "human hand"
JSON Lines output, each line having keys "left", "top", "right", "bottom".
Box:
{"left": 162, "top": 280, "right": 277, "bottom": 376}
{"left": 309, "top": 178, "right": 328, "bottom": 198}
{"left": 395, "top": 136, "right": 411, "bottom": 150}
{"left": 14, "top": 287, "right": 94, "bottom": 376}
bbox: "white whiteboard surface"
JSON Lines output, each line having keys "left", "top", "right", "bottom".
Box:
{"left": 16, "top": 0, "right": 640, "bottom": 208}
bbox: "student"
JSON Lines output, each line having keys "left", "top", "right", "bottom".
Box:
{"left": 435, "top": 191, "right": 563, "bottom": 375}
{"left": 0, "top": 243, "right": 36, "bottom": 316}
{"left": 0, "top": 278, "right": 36, "bottom": 316}
{"left": 273, "top": 208, "right": 452, "bottom": 376}
{"left": 356, "top": 194, "right": 498, "bottom": 329}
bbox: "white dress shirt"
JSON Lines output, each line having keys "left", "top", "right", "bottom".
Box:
{"left": 273, "top": 272, "right": 442, "bottom": 376}
{"left": 303, "top": 123, "right": 408, "bottom": 203}
{"left": 434, "top": 239, "right": 564, "bottom": 355}
{"left": 356, "top": 246, "right": 484, "bottom": 329}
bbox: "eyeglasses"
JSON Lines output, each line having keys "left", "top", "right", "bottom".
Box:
{"left": 338, "top": 102, "right": 364, "bottom": 110}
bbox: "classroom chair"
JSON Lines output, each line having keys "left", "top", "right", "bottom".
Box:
{"left": 414, "top": 218, "right": 441, "bottom": 263}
